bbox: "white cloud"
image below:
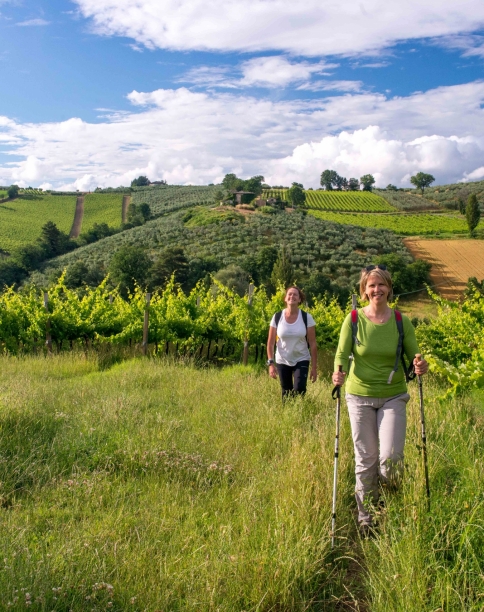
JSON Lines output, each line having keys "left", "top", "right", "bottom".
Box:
{"left": 297, "top": 80, "right": 363, "bottom": 92}
{"left": 16, "top": 18, "right": 50, "bottom": 26}
{"left": 180, "top": 57, "right": 337, "bottom": 89}
{"left": 0, "top": 82, "right": 484, "bottom": 189}
{"left": 437, "top": 34, "right": 484, "bottom": 58}
{"left": 74, "top": 0, "right": 484, "bottom": 57}
{"left": 266, "top": 127, "right": 484, "bottom": 187}
{"left": 238, "top": 57, "right": 334, "bottom": 88}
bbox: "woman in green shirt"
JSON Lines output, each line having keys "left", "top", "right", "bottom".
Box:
{"left": 332, "top": 265, "right": 428, "bottom": 533}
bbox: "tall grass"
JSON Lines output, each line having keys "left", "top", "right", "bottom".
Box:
{"left": 0, "top": 355, "right": 481, "bottom": 610}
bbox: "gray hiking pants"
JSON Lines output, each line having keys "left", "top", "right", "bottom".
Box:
{"left": 346, "top": 392, "right": 410, "bottom": 525}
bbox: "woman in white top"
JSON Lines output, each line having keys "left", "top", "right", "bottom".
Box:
{"left": 266, "top": 286, "right": 317, "bottom": 399}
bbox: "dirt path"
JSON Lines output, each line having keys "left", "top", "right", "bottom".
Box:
{"left": 405, "top": 238, "right": 484, "bottom": 299}
{"left": 122, "top": 195, "right": 131, "bottom": 224}
{"left": 69, "top": 196, "right": 84, "bottom": 238}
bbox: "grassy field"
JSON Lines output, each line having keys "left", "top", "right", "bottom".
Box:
{"left": 0, "top": 355, "right": 482, "bottom": 610}
{"left": 308, "top": 209, "right": 482, "bottom": 236}
{"left": 82, "top": 193, "right": 125, "bottom": 230}
{"left": 0, "top": 195, "right": 77, "bottom": 252}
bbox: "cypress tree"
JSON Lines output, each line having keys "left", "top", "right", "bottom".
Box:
{"left": 466, "top": 194, "right": 481, "bottom": 237}
{"left": 270, "top": 245, "right": 295, "bottom": 289}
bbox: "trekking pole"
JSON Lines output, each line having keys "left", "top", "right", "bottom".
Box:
{"left": 417, "top": 374, "right": 431, "bottom": 510}
{"left": 331, "top": 365, "right": 343, "bottom": 549}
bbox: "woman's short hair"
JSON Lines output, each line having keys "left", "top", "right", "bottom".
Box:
{"left": 285, "top": 285, "right": 306, "bottom": 304}
{"left": 359, "top": 267, "right": 393, "bottom": 301}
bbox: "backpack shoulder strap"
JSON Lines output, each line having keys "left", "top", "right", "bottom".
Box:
{"left": 351, "top": 308, "right": 359, "bottom": 351}
{"left": 274, "top": 310, "right": 283, "bottom": 326}
{"left": 300, "top": 310, "right": 309, "bottom": 347}
{"left": 301, "top": 310, "right": 308, "bottom": 330}
{"left": 388, "top": 310, "right": 415, "bottom": 383}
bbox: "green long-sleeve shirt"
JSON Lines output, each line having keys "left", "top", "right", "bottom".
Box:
{"left": 334, "top": 309, "right": 420, "bottom": 398}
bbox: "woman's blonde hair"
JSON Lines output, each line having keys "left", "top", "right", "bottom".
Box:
{"left": 285, "top": 285, "right": 306, "bottom": 304}
{"left": 359, "top": 267, "right": 393, "bottom": 301}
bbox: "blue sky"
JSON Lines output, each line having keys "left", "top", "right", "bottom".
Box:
{"left": 0, "top": 0, "right": 484, "bottom": 189}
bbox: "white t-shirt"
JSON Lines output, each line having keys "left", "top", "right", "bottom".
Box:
{"left": 270, "top": 310, "right": 316, "bottom": 366}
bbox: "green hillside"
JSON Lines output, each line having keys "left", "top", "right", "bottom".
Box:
{"left": 0, "top": 194, "right": 76, "bottom": 252}
{"left": 308, "top": 209, "right": 480, "bottom": 236}
{"left": 42, "top": 207, "right": 410, "bottom": 284}
{"left": 132, "top": 184, "right": 219, "bottom": 215}
{"left": 375, "top": 189, "right": 440, "bottom": 211}
{"left": 420, "top": 178, "right": 484, "bottom": 207}
{"left": 82, "top": 193, "right": 125, "bottom": 230}
{"left": 262, "top": 188, "right": 396, "bottom": 212}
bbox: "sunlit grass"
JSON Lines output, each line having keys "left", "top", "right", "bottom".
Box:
{"left": 0, "top": 355, "right": 482, "bottom": 610}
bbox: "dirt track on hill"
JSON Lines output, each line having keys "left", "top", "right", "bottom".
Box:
{"left": 405, "top": 238, "right": 484, "bottom": 299}
{"left": 122, "top": 195, "right": 131, "bottom": 223}
{"left": 69, "top": 196, "right": 84, "bottom": 238}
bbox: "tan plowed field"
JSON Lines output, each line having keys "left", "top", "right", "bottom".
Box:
{"left": 405, "top": 239, "right": 484, "bottom": 299}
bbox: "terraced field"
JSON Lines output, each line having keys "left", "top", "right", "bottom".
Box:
{"left": 262, "top": 189, "right": 395, "bottom": 211}
{"left": 308, "top": 210, "right": 479, "bottom": 235}
{"left": 0, "top": 194, "right": 77, "bottom": 252}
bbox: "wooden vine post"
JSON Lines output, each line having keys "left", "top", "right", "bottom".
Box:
{"left": 243, "top": 283, "right": 254, "bottom": 366}
{"left": 44, "top": 292, "right": 52, "bottom": 354}
{"left": 142, "top": 293, "right": 151, "bottom": 356}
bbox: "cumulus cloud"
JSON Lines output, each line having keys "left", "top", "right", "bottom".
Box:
{"left": 0, "top": 82, "right": 484, "bottom": 188}
{"left": 266, "top": 127, "right": 484, "bottom": 187}
{"left": 74, "top": 0, "right": 484, "bottom": 57}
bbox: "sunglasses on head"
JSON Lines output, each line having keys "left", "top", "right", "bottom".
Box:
{"left": 365, "top": 264, "right": 387, "bottom": 272}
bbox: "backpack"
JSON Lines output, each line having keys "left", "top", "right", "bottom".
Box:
{"left": 350, "top": 307, "right": 416, "bottom": 384}
{"left": 274, "top": 310, "right": 309, "bottom": 346}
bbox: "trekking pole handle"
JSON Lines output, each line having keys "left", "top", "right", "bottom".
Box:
{"left": 332, "top": 365, "right": 343, "bottom": 400}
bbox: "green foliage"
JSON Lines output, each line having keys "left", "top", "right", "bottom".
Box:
{"left": 415, "top": 288, "right": 484, "bottom": 395}
{"left": 375, "top": 189, "right": 439, "bottom": 211}
{"left": 131, "top": 185, "right": 219, "bottom": 216}
{"left": 7, "top": 184, "right": 19, "bottom": 199}
{"left": 79, "top": 222, "right": 117, "bottom": 245}
{"left": 108, "top": 246, "right": 151, "bottom": 296}
{"left": 419, "top": 178, "right": 484, "bottom": 208}
{"left": 126, "top": 201, "right": 152, "bottom": 227}
{"left": 183, "top": 206, "right": 244, "bottom": 227}
{"left": 0, "top": 194, "right": 77, "bottom": 252}
{"left": 150, "top": 246, "right": 189, "bottom": 289}
{"left": 458, "top": 197, "right": 466, "bottom": 215}
{"left": 286, "top": 182, "right": 306, "bottom": 208}
{"left": 386, "top": 184, "right": 398, "bottom": 191}
{"left": 222, "top": 174, "right": 264, "bottom": 197}
{"left": 130, "top": 175, "right": 150, "bottom": 187}
{"left": 304, "top": 190, "right": 394, "bottom": 212}
{"left": 271, "top": 245, "right": 296, "bottom": 289}
{"left": 214, "top": 264, "right": 250, "bottom": 297}
{"left": 38, "top": 221, "right": 74, "bottom": 258}
{"left": 410, "top": 171, "right": 435, "bottom": 193}
{"left": 320, "top": 169, "right": 340, "bottom": 190}
{"left": 41, "top": 208, "right": 411, "bottom": 300}
{"left": 309, "top": 209, "right": 479, "bottom": 235}
{"left": 360, "top": 174, "right": 376, "bottom": 191}
{"left": 82, "top": 193, "right": 125, "bottom": 229}
{"left": 258, "top": 205, "right": 277, "bottom": 214}
{"left": 466, "top": 193, "right": 481, "bottom": 236}
{"left": 374, "top": 254, "right": 431, "bottom": 296}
